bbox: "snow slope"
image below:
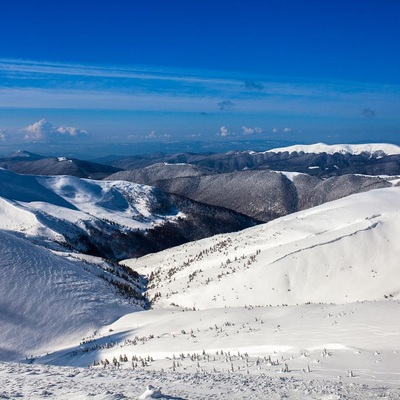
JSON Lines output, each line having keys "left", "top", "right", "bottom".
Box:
{"left": 125, "top": 186, "right": 400, "bottom": 309}
{"left": 32, "top": 300, "right": 400, "bottom": 389}
{"left": 0, "top": 168, "right": 187, "bottom": 260}
{"left": 268, "top": 142, "right": 400, "bottom": 156}
{"left": 0, "top": 230, "right": 143, "bottom": 362}
{"left": 0, "top": 168, "right": 179, "bottom": 233}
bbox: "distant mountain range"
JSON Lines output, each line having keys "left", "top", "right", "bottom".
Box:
{"left": 2, "top": 143, "right": 399, "bottom": 226}
{"left": 97, "top": 142, "right": 400, "bottom": 176}
{"left": 3, "top": 142, "right": 400, "bottom": 179}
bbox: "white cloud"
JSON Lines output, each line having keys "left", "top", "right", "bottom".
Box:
{"left": 24, "top": 119, "right": 54, "bottom": 141}
{"left": 283, "top": 127, "right": 292, "bottom": 133}
{"left": 272, "top": 128, "right": 279, "bottom": 133}
{"left": 144, "top": 130, "right": 171, "bottom": 139}
{"left": 242, "top": 126, "right": 254, "bottom": 135}
{"left": 218, "top": 126, "right": 230, "bottom": 137}
{"left": 56, "top": 125, "right": 88, "bottom": 137}
{"left": 0, "top": 129, "right": 6, "bottom": 142}
{"left": 242, "top": 126, "right": 263, "bottom": 135}
{"left": 24, "top": 119, "right": 88, "bottom": 141}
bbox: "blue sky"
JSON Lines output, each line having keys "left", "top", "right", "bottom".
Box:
{"left": 0, "top": 0, "right": 399, "bottom": 153}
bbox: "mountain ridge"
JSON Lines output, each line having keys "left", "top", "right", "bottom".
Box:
{"left": 124, "top": 186, "right": 400, "bottom": 309}
{"left": 267, "top": 142, "right": 400, "bottom": 156}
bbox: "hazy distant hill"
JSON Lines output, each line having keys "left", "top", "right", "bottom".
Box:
{"left": 0, "top": 151, "right": 122, "bottom": 179}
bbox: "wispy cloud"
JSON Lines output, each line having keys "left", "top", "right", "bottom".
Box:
{"left": 0, "top": 129, "right": 6, "bottom": 142}
{"left": 243, "top": 81, "right": 264, "bottom": 91}
{"left": 0, "top": 59, "right": 240, "bottom": 86}
{"left": 1, "top": 59, "right": 400, "bottom": 141}
{"left": 2, "top": 60, "right": 400, "bottom": 111}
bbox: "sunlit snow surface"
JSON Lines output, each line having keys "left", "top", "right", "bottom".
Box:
{"left": 0, "top": 230, "right": 142, "bottom": 361}
{"left": 0, "top": 168, "right": 182, "bottom": 240}
{"left": 2, "top": 170, "right": 400, "bottom": 398}
{"left": 1, "top": 360, "right": 400, "bottom": 399}
{"left": 127, "top": 187, "right": 400, "bottom": 308}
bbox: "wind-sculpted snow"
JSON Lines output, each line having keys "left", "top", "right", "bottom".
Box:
{"left": 0, "top": 230, "right": 144, "bottom": 362}
{"left": 125, "top": 187, "right": 400, "bottom": 309}
{"left": 0, "top": 168, "right": 77, "bottom": 208}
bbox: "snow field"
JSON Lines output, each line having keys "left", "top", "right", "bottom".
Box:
{"left": 2, "top": 361, "right": 399, "bottom": 400}
{"left": 34, "top": 301, "right": 400, "bottom": 387}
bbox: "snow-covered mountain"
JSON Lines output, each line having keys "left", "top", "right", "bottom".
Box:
{"left": 0, "top": 168, "right": 256, "bottom": 260}
{"left": 108, "top": 168, "right": 394, "bottom": 222}
{"left": 268, "top": 142, "right": 400, "bottom": 156}
{"left": 0, "top": 168, "right": 179, "bottom": 257}
{"left": 2, "top": 153, "right": 400, "bottom": 398}
{"left": 125, "top": 186, "right": 400, "bottom": 309}
{"left": 0, "top": 151, "right": 122, "bottom": 179}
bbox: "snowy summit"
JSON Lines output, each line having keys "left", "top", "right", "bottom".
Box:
{"left": 268, "top": 142, "right": 400, "bottom": 156}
